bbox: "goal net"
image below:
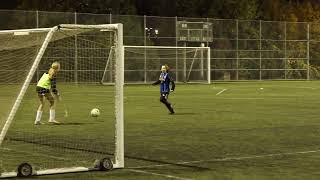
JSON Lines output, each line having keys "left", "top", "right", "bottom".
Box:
{"left": 101, "top": 46, "right": 211, "bottom": 84}
{"left": 0, "top": 24, "right": 124, "bottom": 178}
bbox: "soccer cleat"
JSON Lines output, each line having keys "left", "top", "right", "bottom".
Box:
{"left": 169, "top": 108, "right": 175, "bottom": 115}
{"left": 48, "top": 120, "right": 61, "bottom": 124}
{"left": 34, "top": 121, "right": 44, "bottom": 125}
{"left": 169, "top": 105, "right": 175, "bottom": 114}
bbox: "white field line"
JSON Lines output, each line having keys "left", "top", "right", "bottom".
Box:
{"left": 129, "top": 149, "right": 320, "bottom": 169}
{"left": 297, "top": 87, "right": 316, "bottom": 89}
{"left": 125, "top": 169, "right": 194, "bottom": 180}
{"left": 218, "top": 97, "right": 308, "bottom": 100}
{"left": 219, "top": 97, "right": 264, "bottom": 100}
{"left": 216, "top": 89, "right": 227, "bottom": 95}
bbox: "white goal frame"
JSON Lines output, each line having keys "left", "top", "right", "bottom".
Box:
{"left": 0, "top": 24, "right": 124, "bottom": 178}
{"left": 101, "top": 45, "right": 211, "bottom": 84}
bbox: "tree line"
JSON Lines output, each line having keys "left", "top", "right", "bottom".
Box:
{"left": 2, "top": 0, "right": 320, "bottom": 22}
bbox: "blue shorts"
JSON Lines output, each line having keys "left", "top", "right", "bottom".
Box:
{"left": 160, "top": 92, "right": 169, "bottom": 99}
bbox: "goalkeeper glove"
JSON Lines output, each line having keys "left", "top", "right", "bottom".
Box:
{"left": 52, "top": 88, "right": 59, "bottom": 95}
{"left": 52, "top": 89, "right": 61, "bottom": 101}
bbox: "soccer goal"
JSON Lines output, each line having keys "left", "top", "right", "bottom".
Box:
{"left": 101, "top": 45, "right": 211, "bottom": 84}
{"left": 0, "top": 24, "right": 124, "bottom": 178}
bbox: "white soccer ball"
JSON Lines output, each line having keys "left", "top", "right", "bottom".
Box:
{"left": 90, "top": 108, "right": 100, "bottom": 117}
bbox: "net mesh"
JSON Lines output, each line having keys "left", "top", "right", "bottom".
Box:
{"left": 102, "top": 46, "right": 210, "bottom": 84}
{"left": 0, "top": 26, "right": 118, "bottom": 174}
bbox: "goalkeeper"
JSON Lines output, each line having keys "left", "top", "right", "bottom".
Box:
{"left": 34, "top": 62, "right": 61, "bottom": 125}
{"left": 152, "top": 64, "right": 175, "bottom": 114}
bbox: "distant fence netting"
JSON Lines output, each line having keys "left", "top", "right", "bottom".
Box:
{"left": 1, "top": 10, "right": 320, "bottom": 81}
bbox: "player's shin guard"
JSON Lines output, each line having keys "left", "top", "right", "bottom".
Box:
{"left": 49, "top": 109, "right": 55, "bottom": 122}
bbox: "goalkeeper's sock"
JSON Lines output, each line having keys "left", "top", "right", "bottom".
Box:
{"left": 49, "top": 109, "right": 55, "bottom": 122}
{"left": 34, "top": 111, "right": 43, "bottom": 124}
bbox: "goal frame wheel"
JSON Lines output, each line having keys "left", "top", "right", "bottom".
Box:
{"left": 99, "top": 158, "right": 113, "bottom": 171}
{"left": 17, "top": 163, "right": 33, "bottom": 177}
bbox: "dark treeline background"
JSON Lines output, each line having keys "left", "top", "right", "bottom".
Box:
{"left": 1, "top": 0, "right": 320, "bottom": 80}
{"left": 1, "top": 0, "right": 320, "bottom": 21}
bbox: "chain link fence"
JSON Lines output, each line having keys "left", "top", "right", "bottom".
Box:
{"left": 1, "top": 9, "right": 320, "bottom": 81}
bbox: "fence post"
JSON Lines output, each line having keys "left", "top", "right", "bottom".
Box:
{"left": 144, "top": 15, "right": 147, "bottom": 83}
{"left": 236, "top": 19, "right": 239, "bottom": 80}
{"left": 74, "top": 11, "right": 78, "bottom": 84}
{"left": 175, "top": 16, "right": 179, "bottom": 82}
{"left": 259, "top": 20, "right": 262, "bottom": 80}
{"left": 307, "top": 23, "right": 310, "bottom": 80}
{"left": 284, "top": 22, "right": 287, "bottom": 80}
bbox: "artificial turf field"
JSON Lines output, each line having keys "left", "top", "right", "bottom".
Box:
{"left": 1, "top": 81, "right": 320, "bottom": 179}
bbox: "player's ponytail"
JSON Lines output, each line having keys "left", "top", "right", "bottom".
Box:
{"left": 51, "top": 61, "right": 60, "bottom": 70}
{"left": 164, "top": 64, "right": 169, "bottom": 72}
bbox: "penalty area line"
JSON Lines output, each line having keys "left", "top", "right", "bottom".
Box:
{"left": 125, "top": 169, "right": 194, "bottom": 180}
{"left": 216, "top": 89, "right": 227, "bottom": 95}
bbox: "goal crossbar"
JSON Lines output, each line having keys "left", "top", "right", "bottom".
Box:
{"left": 118, "top": 45, "right": 211, "bottom": 84}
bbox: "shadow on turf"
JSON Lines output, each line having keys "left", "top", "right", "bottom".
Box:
{"left": 9, "top": 136, "right": 210, "bottom": 171}
{"left": 125, "top": 155, "right": 210, "bottom": 171}
{"left": 57, "top": 122, "right": 92, "bottom": 125}
{"left": 172, "top": 112, "right": 197, "bottom": 115}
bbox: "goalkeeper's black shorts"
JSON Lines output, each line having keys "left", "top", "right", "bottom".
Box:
{"left": 36, "top": 86, "right": 50, "bottom": 96}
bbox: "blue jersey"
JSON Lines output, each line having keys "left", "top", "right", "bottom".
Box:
{"left": 151, "top": 72, "right": 175, "bottom": 94}
{"left": 153, "top": 72, "right": 175, "bottom": 93}
{"left": 159, "top": 72, "right": 171, "bottom": 93}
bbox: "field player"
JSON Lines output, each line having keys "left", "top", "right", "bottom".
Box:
{"left": 152, "top": 64, "right": 175, "bottom": 114}
{"left": 34, "top": 62, "right": 61, "bottom": 125}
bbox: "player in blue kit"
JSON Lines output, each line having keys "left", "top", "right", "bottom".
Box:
{"left": 152, "top": 64, "right": 175, "bottom": 114}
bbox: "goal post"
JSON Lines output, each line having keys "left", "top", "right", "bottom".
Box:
{"left": 0, "top": 26, "right": 58, "bottom": 147}
{"left": 101, "top": 45, "right": 211, "bottom": 84}
{"left": 0, "top": 24, "right": 124, "bottom": 178}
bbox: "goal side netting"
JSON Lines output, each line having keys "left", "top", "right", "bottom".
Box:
{"left": 101, "top": 45, "right": 211, "bottom": 84}
{"left": 0, "top": 24, "right": 124, "bottom": 178}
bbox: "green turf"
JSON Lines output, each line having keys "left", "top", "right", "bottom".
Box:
{"left": 2, "top": 81, "right": 320, "bottom": 179}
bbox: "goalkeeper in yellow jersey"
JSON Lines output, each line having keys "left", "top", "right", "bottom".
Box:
{"left": 34, "top": 62, "right": 61, "bottom": 125}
